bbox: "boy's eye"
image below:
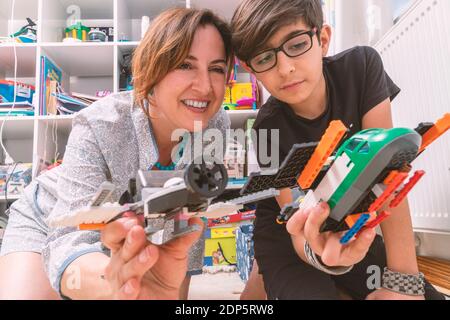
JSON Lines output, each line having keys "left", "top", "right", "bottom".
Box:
{"left": 289, "top": 41, "right": 307, "bottom": 52}
{"left": 254, "top": 52, "right": 275, "bottom": 66}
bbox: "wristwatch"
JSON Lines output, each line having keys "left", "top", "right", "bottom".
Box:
{"left": 382, "top": 267, "right": 426, "bottom": 296}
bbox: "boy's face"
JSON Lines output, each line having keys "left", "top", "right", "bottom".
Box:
{"left": 248, "top": 19, "right": 330, "bottom": 108}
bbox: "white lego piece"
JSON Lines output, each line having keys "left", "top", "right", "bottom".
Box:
{"left": 193, "top": 202, "right": 243, "bottom": 219}
{"left": 298, "top": 154, "right": 355, "bottom": 212}
{"left": 48, "top": 202, "right": 129, "bottom": 228}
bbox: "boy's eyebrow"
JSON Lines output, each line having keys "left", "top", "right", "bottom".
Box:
{"left": 186, "top": 55, "right": 227, "bottom": 65}
{"left": 262, "top": 29, "right": 308, "bottom": 51}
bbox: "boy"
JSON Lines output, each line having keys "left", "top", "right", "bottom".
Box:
{"left": 231, "top": 0, "right": 444, "bottom": 300}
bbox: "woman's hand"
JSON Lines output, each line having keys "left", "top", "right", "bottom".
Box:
{"left": 101, "top": 212, "right": 203, "bottom": 299}
{"left": 286, "top": 202, "right": 377, "bottom": 268}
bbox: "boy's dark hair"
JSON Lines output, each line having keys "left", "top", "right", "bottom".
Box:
{"left": 231, "top": 0, "right": 323, "bottom": 62}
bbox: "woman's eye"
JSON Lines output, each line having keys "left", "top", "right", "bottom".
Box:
{"left": 179, "top": 63, "right": 192, "bottom": 70}
{"left": 211, "top": 67, "right": 225, "bottom": 74}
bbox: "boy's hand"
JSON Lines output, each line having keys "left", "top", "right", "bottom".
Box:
{"left": 366, "top": 288, "right": 425, "bottom": 300}
{"left": 286, "top": 202, "right": 377, "bottom": 267}
{"left": 101, "top": 212, "right": 203, "bottom": 299}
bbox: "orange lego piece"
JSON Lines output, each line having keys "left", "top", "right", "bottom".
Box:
{"left": 383, "top": 170, "right": 399, "bottom": 185}
{"left": 368, "top": 172, "right": 409, "bottom": 212}
{"left": 389, "top": 170, "right": 425, "bottom": 208}
{"left": 419, "top": 113, "right": 450, "bottom": 153}
{"left": 79, "top": 223, "right": 107, "bottom": 230}
{"left": 298, "top": 120, "right": 347, "bottom": 189}
{"left": 346, "top": 212, "right": 377, "bottom": 229}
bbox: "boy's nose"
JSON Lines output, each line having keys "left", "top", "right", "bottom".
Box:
{"left": 276, "top": 52, "right": 296, "bottom": 77}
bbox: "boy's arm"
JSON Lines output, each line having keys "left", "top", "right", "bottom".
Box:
{"left": 362, "top": 99, "right": 423, "bottom": 300}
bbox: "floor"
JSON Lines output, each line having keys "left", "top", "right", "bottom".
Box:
{"left": 189, "top": 271, "right": 245, "bottom": 300}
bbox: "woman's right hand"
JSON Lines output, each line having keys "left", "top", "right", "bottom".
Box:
{"left": 101, "top": 212, "right": 202, "bottom": 299}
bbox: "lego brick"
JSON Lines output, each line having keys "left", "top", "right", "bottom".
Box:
{"left": 340, "top": 213, "right": 370, "bottom": 245}
{"left": 364, "top": 211, "right": 391, "bottom": 229}
{"left": 298, "top": 120, "right": 347, "bottom": 189}
{"left": 368, "top": 172, "right": 409, "bottom": 213}
{"left": 419, "top": 113, "right": 450, "bottom": 153}
{"left": 389, "top": 170, "right": 425, "bottom": 208}
{"left": 345, "top": 212, "right": 377, "bottom": 229}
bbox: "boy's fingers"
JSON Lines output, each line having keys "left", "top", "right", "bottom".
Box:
{"left": 121, "top": 245, "right": 159, "bottom": 283}
{"left": 319, "top": 233, "right": 344, "bottom": 267}
{"left": 303, "top": 202, "right": 330, "bottom": 255}
{"left": 342, "top": 228, "right": 376, "bottom": 266}
{"left": 286, "top": 209, "right": 308, "bottom": 236}
{"left": 118, "top": 278, "right": 140, "bottom": 300}
{"left": 101, "top": 217, "right": 139, "bottom": 252}
{"left": 120, "top": 225, "right": 149, "bottom": 262}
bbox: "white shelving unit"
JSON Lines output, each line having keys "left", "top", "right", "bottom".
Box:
{"left": 0, "top": 0, "right": 258, "bottom": 182}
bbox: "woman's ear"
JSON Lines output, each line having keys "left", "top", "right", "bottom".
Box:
{"left": 320, "top": 24, "right": 332, "bottom": 57}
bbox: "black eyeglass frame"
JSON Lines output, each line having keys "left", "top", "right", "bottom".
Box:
{"left": 247, "top": 28, "right": 319, "bottom": 73}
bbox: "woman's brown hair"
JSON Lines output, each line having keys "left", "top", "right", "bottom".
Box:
{"left": 132, "top": 7, "right": 233, "bottom": 112}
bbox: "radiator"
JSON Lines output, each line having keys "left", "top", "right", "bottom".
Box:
{"left": 374, "top": 0, "right": 450, "bottom": 234}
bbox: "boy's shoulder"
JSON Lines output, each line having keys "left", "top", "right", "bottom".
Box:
{"left": 253, "top": 96, "right": 286, "bottom": 130}
{"left": 324, "top": 45, "right": 380, "bottom": 66}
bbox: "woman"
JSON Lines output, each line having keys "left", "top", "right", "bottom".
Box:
{"left": 0, "top": 7, "right": 233, "bottom": 299}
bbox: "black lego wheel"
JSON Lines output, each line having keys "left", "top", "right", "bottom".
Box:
{"left": 184, "top": 160, "right": 228, "bottom": 198}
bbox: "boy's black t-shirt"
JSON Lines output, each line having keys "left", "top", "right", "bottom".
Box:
{"left": 252, "top": 46, "right": 401, "bottom": 265}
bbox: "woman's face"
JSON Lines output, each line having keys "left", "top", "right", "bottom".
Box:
{"left": 151, "top": 24, "right": 227, "bottom": 132}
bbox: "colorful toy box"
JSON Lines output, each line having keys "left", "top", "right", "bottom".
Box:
{"left": 236, "top": 224, "right": 255, "bottom": 282}
{"left": 0, "top": 80, "right": 35, "bottom": 103}
{"left": 204, "top": 225, "right": 237, "bottom": 266}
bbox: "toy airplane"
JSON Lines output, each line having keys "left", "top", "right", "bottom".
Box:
{"left": 239, "top": 113, "right": 450, "bottom": 244}
{"left": 49, "top": 160, "right": 279, "bottom": 243}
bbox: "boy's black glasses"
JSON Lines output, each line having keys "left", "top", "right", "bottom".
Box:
{"left": 247, "top": 28, "right": 317, "bottom": 73}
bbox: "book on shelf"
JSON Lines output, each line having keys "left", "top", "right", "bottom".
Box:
{"left": 39, "top": 55, "right": 62, "bottom": 116}
{"left": 0, "top": 101, "right": 34, "bottom": 116}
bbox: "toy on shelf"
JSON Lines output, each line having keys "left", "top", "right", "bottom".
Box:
{"left": 64, "top": 22, "right": 90, "bottom": 42}
{"left": 223, "top": 59, "right": 259, "bottom": 110}
{"left": 239, "top": 113, "right": 450, "bottom": 245}
{"left": 0, "top": 163, "right": 33, "bottom": 197}
{"left": 48, "top": 160, "right": 280, "bottom": 244}
{"left": 0, "top": 18, "right": 37, "bottom": 43}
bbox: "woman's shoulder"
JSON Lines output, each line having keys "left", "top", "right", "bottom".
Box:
{"left": 75, "top": 91, "right": 135, "bottom": 125}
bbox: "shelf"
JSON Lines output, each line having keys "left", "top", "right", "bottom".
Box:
{"left": 0, "top": 43, "right": 37, "bottom": 78}
{"left": 41, "top": 0, "right": 114, "bottom": 42}
{"left": 227, "top": 109, "right": 258, "bottom": 129}
{"left": 190, "top": 0, "right": 241, "bottom": 20}
{"left": 0, "top": 116, "right": 34, "bottom": 140}
{"left": 41, "top": 42, "right": 114, "bottom": 77}
{"left": 117, "top": 0, "right": 186, "bottom": 42}
{"left": 0, "top": 194, "right": 22, "bottom": 203}
{"left": 0, "top": 0, "right": 39, "bottom": 24}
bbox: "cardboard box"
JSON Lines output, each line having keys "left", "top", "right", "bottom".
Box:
{"left": 203, "top": 225, "right": 238, "bottom": 266}
{"left": 236, "top": 224, "right": 255, "bottom": 282}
